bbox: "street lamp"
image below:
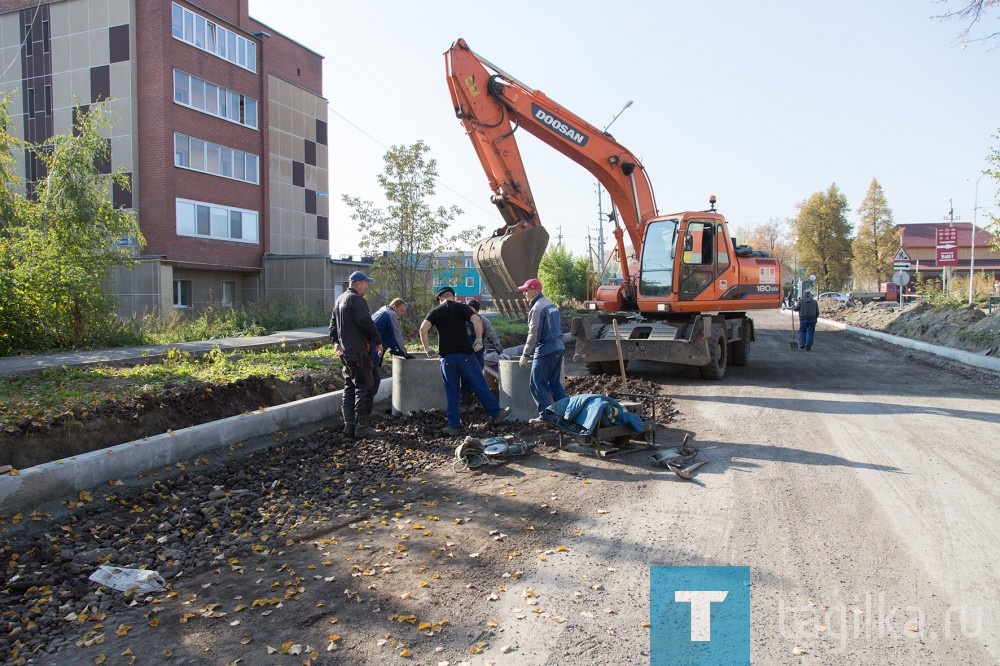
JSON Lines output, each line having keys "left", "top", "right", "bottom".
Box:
{"left": 968, "top": 173, "right": 987, "bottom": 305}
{"left": 597, "top": 100, "right": 634, "bottom": 273}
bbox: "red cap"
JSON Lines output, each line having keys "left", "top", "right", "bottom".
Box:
{"left": 517, "top": 278, "right": 543, "bottom": 292}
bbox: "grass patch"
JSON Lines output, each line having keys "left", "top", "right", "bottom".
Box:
{"left": 0, "top": 343, "right": 342, "bottom": 433}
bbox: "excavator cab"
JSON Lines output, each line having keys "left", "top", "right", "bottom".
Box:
{"left": 474, "top": 225, "right": 549, "bottom": 317}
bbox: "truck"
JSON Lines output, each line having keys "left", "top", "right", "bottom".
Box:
{"left": 852, "top": 282, "right": 904, "bottom": 304}
{"left": 444, "top": 38, "right": 781, "bottom": 379}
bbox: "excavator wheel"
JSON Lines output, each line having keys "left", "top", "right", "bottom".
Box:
{"left": 729, "top": 318, "right": 751, "bottom": 366}
{"left": 698, "top": 323, "right": 728, "bottom": 380}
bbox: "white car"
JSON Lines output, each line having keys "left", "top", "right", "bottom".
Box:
{"left": 818, "top": 292, "right": 850, "bottom": 303}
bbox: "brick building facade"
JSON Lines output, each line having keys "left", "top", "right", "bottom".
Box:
{"left": 0, "top": 0, "right": 330, "bottom": 316}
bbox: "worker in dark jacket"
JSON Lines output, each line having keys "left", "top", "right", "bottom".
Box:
{"left": 330, "top": 271, "right": 382, "bottom": 438}
{"left": 793, "top": 290, "right": 820, "bottom": 351}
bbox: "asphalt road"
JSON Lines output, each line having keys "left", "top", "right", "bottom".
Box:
{"left": 500, "top": 308, "right": 1000, "bottom": 664}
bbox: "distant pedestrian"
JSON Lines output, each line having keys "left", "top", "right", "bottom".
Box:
{"left": 516, "top": 278, "right": 568, "bottom": 424}
{"left": 419, "top": 286, "right": 510, "bottom": 437}
{"left": 329, "top": 271, "right": 383, "bottom": 439}
{"left": 371, "top": 298, "right": 413, "bottom": 367}
{"left": 793, "top": 290, "right": 820, "bottom": 351}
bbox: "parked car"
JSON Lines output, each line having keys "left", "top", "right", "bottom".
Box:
{"left": 817, "top": 292, "right": 850, "bottom": 303}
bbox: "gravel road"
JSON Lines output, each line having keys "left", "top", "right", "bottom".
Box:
{"left": 2, "top": 309, "right": 998, "bottom": 665}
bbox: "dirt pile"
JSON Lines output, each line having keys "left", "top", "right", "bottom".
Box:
{"left": 818, "top": 301, "right": 1000, "bottom": 357}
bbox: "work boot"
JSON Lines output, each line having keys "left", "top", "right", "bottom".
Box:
{"left": 492, "top": 407, "right": 511, "bottom": 423}
{"left": 342, "top": 405, "right": 356, "bottom": 437}
{"left": 354, "top": 414, "right": 383, "bottom": 439}
{"left": 441, "top": 426, "right": 462, "bottom": 437}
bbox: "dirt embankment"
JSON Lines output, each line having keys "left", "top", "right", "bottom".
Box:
{"left": 817, "top": 300, "right": 1000, "bottom": 357}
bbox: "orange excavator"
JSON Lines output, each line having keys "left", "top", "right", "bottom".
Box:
{"left": 445, "top": 38, "right": 781, "bottom": 378}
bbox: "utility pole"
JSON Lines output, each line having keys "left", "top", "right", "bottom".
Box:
{"left": 556, "top": 226, "right": 563, "bottom": 248}
{"left": 596, "top": 100, "right": 633, "bottom": 273}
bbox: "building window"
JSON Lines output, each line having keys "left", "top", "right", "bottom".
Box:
{"left": 42, "top": 20, "right": 50, "bottom": 53}
{"left": 464, "top": 259, "right": 473, "bottom": 268}
{"left": 27, "top": 88, "right": 35, "bottom": 118}
{"left": 221, "top": 281, "right": 235, "bottom": 307}
{"left": 174, "top": 133, "right": 258, "bottom": 184}
{"left": 24, "top": 25, "right": 32, "bottom": 57}
{"left": 465, "top": 277, "right": 475, "bottom": 288}
{"left": 173, "top": 280, "right": 192, "bottom": 308}
{"left": 176, "top": 197, "right": 259, "bottom": 244}
{"left": 173, "top": 69, "right": 257, "bottom": 129}
{"left": 170, "top": 3, "right": 256, "bottom": 73}
{"left": 44, "top": 85, "right": 52, "bottom": 116}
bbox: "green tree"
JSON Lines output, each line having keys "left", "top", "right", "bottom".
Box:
{"left": 537, "top": 245, "right": 591, "bottom": 304}
{"left": 0, "top": 100, "right": 143, "bottom": 354}
{"left": 793, "top": 184, "right": 853, "bottom": 293}
{"left": 345, "top": 141, "right": 482, "bottom": 314}
{"left": 851, "top": 178, "right": 900, "bottom": 289}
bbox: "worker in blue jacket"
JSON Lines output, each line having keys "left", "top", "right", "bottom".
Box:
{"left": 517, "top": 278, "right": 567, "bottom": 425}
{"left": 370, "top": 298, "right": 413, "bottom": 367}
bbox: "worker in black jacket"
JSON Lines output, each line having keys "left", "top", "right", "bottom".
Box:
{"left": 329, "top": 272, "right": 383, "bottom": 438}
{"left": 793, "top": 290, "right": 820, "bottom": 351}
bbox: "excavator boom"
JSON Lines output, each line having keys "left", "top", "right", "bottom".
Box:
{"left": 445, "top": 38, "right": 657, "bottom": 315}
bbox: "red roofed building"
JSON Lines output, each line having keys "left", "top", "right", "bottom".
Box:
{"left": 897, "top": 223, "right": 1000, "bottom": 281}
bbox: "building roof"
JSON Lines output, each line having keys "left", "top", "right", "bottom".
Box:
{"left": 897, "top": 223, "right": 994, "bottom": 248}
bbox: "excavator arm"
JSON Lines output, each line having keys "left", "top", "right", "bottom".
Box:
{"left": 445, "top": 38, "right": 659, "bottom": 315}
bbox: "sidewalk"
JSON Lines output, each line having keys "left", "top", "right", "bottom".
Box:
{"left": 0, "top": 327, "right": 331, "bottom": 378}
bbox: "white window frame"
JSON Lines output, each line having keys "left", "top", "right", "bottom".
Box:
{"left": 465, "top": 277, "right": 475, "bottom": 288}
{"left": 221, "top": 281, "right": 235, "bottom": 307}
{"left": 173, "top": 280, "right": 192, "bottom": 308}
{"left": 171, "top": 3, "right": 256, "bottom": 73}
{"left": 173, "top": 133, "right": 259, "bottom": 185}
{"left": 176, "top": 197, "right": 259, "bottom": 244}
{"left": 173, "top": 69, "right": 258, "bottom": 130}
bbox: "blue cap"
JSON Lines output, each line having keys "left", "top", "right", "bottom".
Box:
{"left": 349, "top": 271, "right": 372, "bottom": 283}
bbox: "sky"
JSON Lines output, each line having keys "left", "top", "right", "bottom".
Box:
{"left": 249, "top": 0, "right": 999, "bottom": 261}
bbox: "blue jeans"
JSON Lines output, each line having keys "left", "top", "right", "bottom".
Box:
{"left": 798, "top": 319, "right": 817, "bottom": 351}
{"left": 530, "top": 350, "right": 568, "bottom": 417}
{"left": 441, "top": 352, "right": 500, "bottom": 428}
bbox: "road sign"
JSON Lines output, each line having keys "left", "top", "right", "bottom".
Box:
{"left": 893, "top": 247, "right": 911, "bottom": 263}
{"left": 893, "top": 262, "right": 911, "bottom": 270}
{"left": 936, "top": 227, "right": 958, "bottom": 266}
{"left": 892, "top": 271, "right": 910, "bottom": 286}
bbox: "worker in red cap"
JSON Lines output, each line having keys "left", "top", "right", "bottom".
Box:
{"left": 517, "top": 278, "right": 567, "bottom": 425}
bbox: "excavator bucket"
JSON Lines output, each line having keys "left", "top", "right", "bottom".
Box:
{"left": 474, "top": 226, "right": 550, "bottom": 317}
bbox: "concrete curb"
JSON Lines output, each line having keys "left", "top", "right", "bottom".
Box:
{"left": 0, "top": 382, "right": 391, "bottom": 514}
{"left": 819, "top": 317, "right": 1000, "bottom": 373}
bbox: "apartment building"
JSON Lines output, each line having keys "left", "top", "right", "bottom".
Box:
{"left": 0, "top": 0, "right": 330, "bottom": 315}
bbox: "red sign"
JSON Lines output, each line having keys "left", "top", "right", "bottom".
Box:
{"left": 936, "top": 227, "right": 958, "bottom": 266}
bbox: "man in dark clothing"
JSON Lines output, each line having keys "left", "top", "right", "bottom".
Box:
{"left": 419, "top": 286, "right": 510, "bottom": 437}
{"left": 329, "top": 271, "right": 383, "bottom": 438}
{"left": 793, "top": 290, "right": 820, "bottom": 351}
